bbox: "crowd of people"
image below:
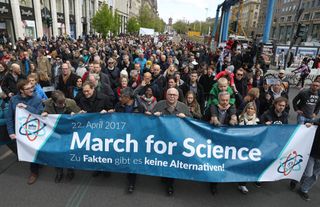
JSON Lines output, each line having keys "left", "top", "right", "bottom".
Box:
{"left": 0, "top": 34, "right": 319, "bottom": 200}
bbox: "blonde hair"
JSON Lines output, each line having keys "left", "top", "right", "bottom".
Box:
{"left": 27, "top": 73, "right": 38, "bottom": 82}
{"left": 217, "top": 77, "right": 228, "bottom": 86}
{"left": 38, "top": 71, "right": 50, "bottom": 82}
{"left": 240, "top": 102, "right": 257, "bottom": 116}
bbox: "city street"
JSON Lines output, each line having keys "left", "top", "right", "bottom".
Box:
{"left": 0, "top": 87, "right": 319, "bottom": 207}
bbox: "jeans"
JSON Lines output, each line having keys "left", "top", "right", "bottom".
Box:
{"left": 297, "top": 115, "right": 313, "bottom": 124}
{"left": 300, "top": 156, "right": 320, "bottom": 193}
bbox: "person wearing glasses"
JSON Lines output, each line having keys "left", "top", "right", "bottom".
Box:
{"left": 6, "top": 79, "right": 43, "bottom": 185}
{"left": 151, "top": 88, "right": 191, "bottom": 196}
{"left": 56, "top": 63, "right": 80, "bottom": 99}
{"left": 234, "top": 68, "right": 248, "bottom": 97}
{"left": 105, "top": 57, "right": 120, "bottom": 89}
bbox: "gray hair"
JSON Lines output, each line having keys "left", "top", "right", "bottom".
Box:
{"left": 218, "top": 91, "right": 230, "bottom": 99}
{"left": 130, "top": 69, "right": 138, "bottom": 77}
{"left": 88, "top": 73, "right": 100, "bottom": 81}
{"left": 120, "top": 87, "right": 134, "bottom": 99}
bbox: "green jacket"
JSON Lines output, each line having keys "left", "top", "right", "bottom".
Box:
{"left": 44, "top": 98, "right": 81, "bottom": 114}
{"left": 207, "top": 83, "right": 236, "bottom": 106}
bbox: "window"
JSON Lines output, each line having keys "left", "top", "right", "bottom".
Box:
{"left": 304, "top": 13, "right": 310, "bottom": 20}
{"left": 287, "top": 16, "right": 292, "bottom": 22}
{"left": 312, "top": 24, "right": 320, "bottom": 39}
{"left": 315, "top": 12, "right": 320, "bottom": 19}
{"left": 69, "top": 0, "right": 75, "bottom": 15}
{"left": 56, "top": 0, "right": 64, "bottom": 13}
{"left": 19, "top": 0, "right": 33, "bottom": 7}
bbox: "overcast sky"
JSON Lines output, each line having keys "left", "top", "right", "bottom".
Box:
{"left": 158, "top": 0, "right": 225, "bottom": 24}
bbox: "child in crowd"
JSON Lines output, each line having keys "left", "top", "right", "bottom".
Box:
{"left": 207, "top": 77, "right": 235, "bottom": 107}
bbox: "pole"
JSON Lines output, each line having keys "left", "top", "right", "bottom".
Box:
{"left": 211, "top": 6, "right": 221, "bottom": 40}
{"left": 284, "top": 0, "right": 303, "bottom": 69}
{"left": 211, "top": 5, "right": 221, "bottom": 50}
{"left": 222, "top": 7, "right": 231, "bottom": 42}
{"left": 262, "top": 0, "right": 276, "bottom": 43}
{"left": 219, "top": 10, "right": 225, "bottom": 45}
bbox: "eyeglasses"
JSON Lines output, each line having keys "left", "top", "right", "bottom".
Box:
{"left": 23, "top": 86, "right": 34, "bottom": 91}
{"left": 108, "top": 62, "right": 114, "bottom": 64}
{"left": 167, "top": 94, "right": 178, "bottom": 97}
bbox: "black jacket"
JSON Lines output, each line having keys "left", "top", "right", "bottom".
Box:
{"left": 1, "top": 73, "right": 26, "bottom": 96}
{"left": 234, "top": 78, "right": 248, "bottom": 97}
{"left": 199, "top": 74, "right": 216, "bottom": 96}
{"left": 292, "top": 89, "right": 320, "bottom": 115}
{"left": 260, "top": 107, "right": 288, "bottom": 124}
{"left": 180, "top": 82, "right": 205, "bottom": 113}
{"left": 114, "top": 99, "right": 145, "bottom": 113}
{"left": 76, "top": 91, "right": 113, "bottom": 113}
{"left": 56, "top": 73, "right": 80, "bottom": 99}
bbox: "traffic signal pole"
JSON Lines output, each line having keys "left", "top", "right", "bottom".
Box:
{"left": 284, "top": 0, "right": 304, "bottom": 69}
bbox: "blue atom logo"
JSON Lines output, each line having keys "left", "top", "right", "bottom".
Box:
{"left": 19, "top": 114, "right": 46, "bottom": 141}
{"left": 277, "top": 151, "right": 303, "bottom": 176}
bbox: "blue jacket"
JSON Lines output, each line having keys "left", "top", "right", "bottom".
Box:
{"left": 34, "top": 83, "right": 48, "bottom": 100}
{"left": 5, "top": 93, "right": 43, "bottom": 135}
{"left": 134, "top": 57, "right": 147, "bottom": 73}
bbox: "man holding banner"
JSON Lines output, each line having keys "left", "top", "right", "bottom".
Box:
{"left": 295, "top": 120, "right": 320, "bottom": 201}
{"left": 6, "top": 79, "right": 43, "bottom": 184}
{"left": 114, "top": 87, "right": 145, "bottom": 193}
{"left": 41, "top": 90, "right": 81, "bottom": 183}
{"left": 209, "top": 91, "right": 237, "bottom": 195}
{"left": 152, "top": 87, "right": 191, "bottom": 196}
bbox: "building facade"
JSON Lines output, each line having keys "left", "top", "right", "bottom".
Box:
{"left": 142, "top": 0, "right": 157, "bottom": 15}
{"left": 115, "top": 0, "right": 129, "bottom": 33}
{"left": 256, "top": 0, "right": 268, "bottom": 37}
{"left": 0, "top": 0, "right": 157, "bottom": 42}
{"left": 129, "top": 0, "right": 141, "bottom": 17}
{"left": 230, "top": 0, "right": 260, "bottom": 37}
{"left": 271, "top": 0, "right": 320, "bottom": 43}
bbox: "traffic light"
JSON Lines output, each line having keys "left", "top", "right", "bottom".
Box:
{"left": 296, "top": 23, "right": 306, "bottom": 38}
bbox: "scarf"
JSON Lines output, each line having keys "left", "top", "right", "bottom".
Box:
{"left": 140, "top": 95, "right": 155, "bottom": 105}
{"left": 240, "top": 113, "right": 258, "bottom": 125}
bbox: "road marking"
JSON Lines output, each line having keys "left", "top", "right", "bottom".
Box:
{"left": 0, "top": 150, "right": 12, "bottom": 160}
{"left": 65, "top": 175, "right": 92, "bottom": 207}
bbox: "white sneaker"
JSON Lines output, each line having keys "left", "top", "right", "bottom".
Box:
{"left": 238, "top": 185, "right": 249, "bottom": 194}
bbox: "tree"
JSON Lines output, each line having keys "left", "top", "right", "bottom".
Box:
{"left": 138, "top": 4, "right": 165, "bottom": 33}
{"left": 139, "top": 5, "right": 155, "bottom": 29}
{"left": 127, "top": 17, "right": 140, "bottom": 34}
{"left": 173, "top": 20, "right": 189, "bottom": 34}
{"left": 111, "top": 11, "right": 121, "bottom": 35}
{"left": 91, "top": 3, "right": 120, "bottom": 38}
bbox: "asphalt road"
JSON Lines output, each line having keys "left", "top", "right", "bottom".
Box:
{"left": 0, "top": 86, "right": 319, "bottom": 207}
